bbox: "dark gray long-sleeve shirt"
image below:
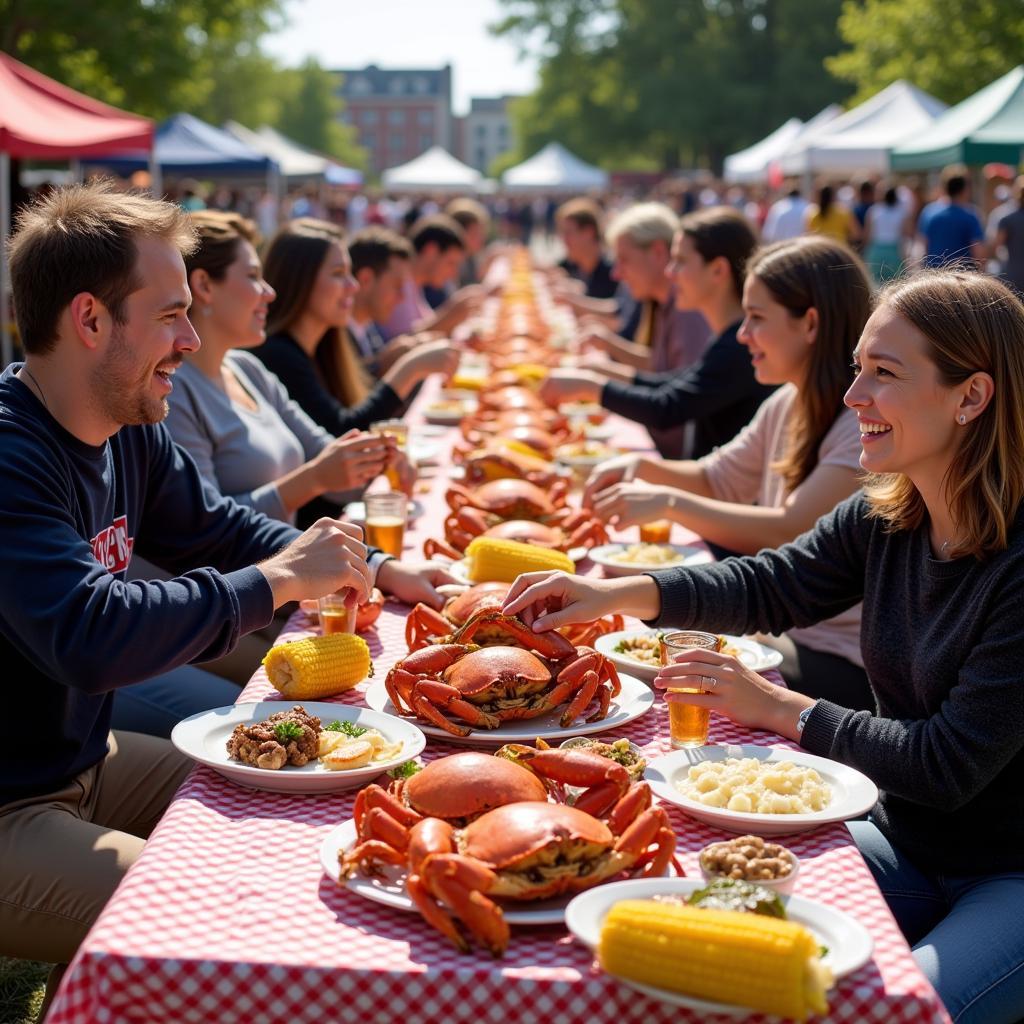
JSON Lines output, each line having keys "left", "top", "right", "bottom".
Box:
{"left": 649, "top": 492, "right": 1024, "bottom": 874}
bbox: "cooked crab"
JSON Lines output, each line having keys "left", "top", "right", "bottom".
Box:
{"left": 385, "top": 609, "right": 620, "bottom": 737}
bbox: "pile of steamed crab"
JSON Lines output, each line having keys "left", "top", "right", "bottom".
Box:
{"left": 339, "top": 747, "right": 677, "bottom": 956}
{"left": 388, "top": 607, "right": 622, "bottom": 738}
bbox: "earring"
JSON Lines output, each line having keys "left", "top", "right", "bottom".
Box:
{"left": 202, "top": 305, "right": 212, "bottom": 318}
{"left": 958, "top": 414, "right": 967, "bottom": 424}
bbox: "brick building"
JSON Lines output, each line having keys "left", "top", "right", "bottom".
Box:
{"left": 333, "top": 64, "right": 454, "bottom": 175}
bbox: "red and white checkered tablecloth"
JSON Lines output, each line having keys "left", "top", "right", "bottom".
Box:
{"left": 47, "top": 389, "right": 951, "bottom": 1024}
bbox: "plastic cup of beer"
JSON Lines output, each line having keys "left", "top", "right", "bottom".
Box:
{"left": 364, "top": 491, "right": 406, "bottom": 558}
{"left": 318, "top": 592, "right": 352, "bottom": 635}
{"left": 639, "top": 520, "right": 672, "bottom": 545}
{"left": 371, "top": 419, "right": 408, "bottom": 491}
{"left": 659, "top": 630, "right": 723, "bottom": 748}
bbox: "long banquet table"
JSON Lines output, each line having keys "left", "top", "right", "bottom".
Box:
{"left": 48, "top": 384, "right": 951, "bottom": 1024}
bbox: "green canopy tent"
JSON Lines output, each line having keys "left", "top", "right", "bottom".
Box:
{"left": 891, "top": 66, "right": 1024, "bottom": 170}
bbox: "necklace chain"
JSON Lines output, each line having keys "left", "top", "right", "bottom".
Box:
{"left": 22, "top": 366, "right": 49, "bottom": 412}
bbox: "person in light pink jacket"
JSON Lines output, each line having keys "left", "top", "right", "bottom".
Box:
{"left": 585, "top": 236, "right": 875, "bottom": 709}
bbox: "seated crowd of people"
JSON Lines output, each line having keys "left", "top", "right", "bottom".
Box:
{"left": 1, "top": 177, "right": 1022, "bottom": 1024}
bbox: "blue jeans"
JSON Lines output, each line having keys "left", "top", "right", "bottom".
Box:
{"left": 848, "top": 819, "right": 1024, "bottom": 1023}
{"left": 110, "top": 665, "right": 241, "bottom": 739}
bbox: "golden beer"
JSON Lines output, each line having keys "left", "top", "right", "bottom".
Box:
{"left": 659, "top": 630, "right": 722, "bottom": 748}
{"left": 366, "top": 515, "right": 406, "bottom": 558}
{"left": 319, "top": 594, "right": 351, "bottom": 635}
{"left": 639, "top": 519, "right": 672, "bottom": 544}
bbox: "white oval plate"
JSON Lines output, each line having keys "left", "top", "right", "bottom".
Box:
{"left": 171, "top": 702, "right": 426, "bottom": 795}
{"left": 321, "top": 819, "right": 575, "bottom": 924}
{"left": 588, "top": 543, "right": 713, "bottom": 577}
{"left": 364, "top": 672, "right": 654, "bottom": 748}
{"left": 595, "top": 629, "right": 783, "bottom": 683}
{"left": 423, "top": 406, "right": 472, "bottom": 426}
{"left": 646, "top": 745, "right": 879, "bottom": 836}
{"left": 409, "top": 439, "right": 441, "bottom": 465}
{"left": 446, "top": 549, "right": 588, "bottom": 584}
{"left": 344, "top": 498, "right": 423, "bottom": 524}
{"left": 565, "top": 876, "right": 873, "bottom": 1015}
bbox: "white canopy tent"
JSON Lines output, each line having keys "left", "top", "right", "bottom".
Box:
{"left": 223, "top": 122, "right": 363, "bottom": 184}
{"left": 501, "top": 142, "right": 608, "bottom": 192}
{"left": 779, "top": 81, "right": 947, "bottom": 176}
{"left": 723, "top": 106, "right": 841, "bottom": 183}
{"left": 381, "top": 146, "right": 482, "bottom": 193}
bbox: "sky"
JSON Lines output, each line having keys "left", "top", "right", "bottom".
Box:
{"left": 263, "top": 0, "right": 540, "bottom": 115}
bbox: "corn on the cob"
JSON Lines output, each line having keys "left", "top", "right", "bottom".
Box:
{"left": 263, "top": 633, "right": 372, "bottom": 699}
{"left": 464, "top": 536, "right": 574, "bottom": 583}
{"left": 498, "top": 438, "right": 551, "bottom": 462}
{"left": 598, "top": 900, "right": 831, "bottom": 1021}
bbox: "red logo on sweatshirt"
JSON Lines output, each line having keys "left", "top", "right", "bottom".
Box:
{"left": 91, "top": 514, "right": 134, "bottom": 573}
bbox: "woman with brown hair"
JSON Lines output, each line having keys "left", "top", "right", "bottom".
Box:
{"left": 253, "top": 219, "right": 459, "bottom": 436}
{"left": 505, "top": 271, "right": 1024, "bottom": 1023}
{"left": 584, "top": 237, "right": 873, "bottom": 708}
{"left": 166, "top": 211, "right": 393, "bottom": 525}
{"left": 539, "top": 206, "right": 774, "bottom": 459}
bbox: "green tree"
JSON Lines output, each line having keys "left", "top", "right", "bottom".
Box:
{"left": 0, "top": 0, "right": 285, "bottom": 120}
{"left": 274, "top": 60, "right": 367, "bottom": 169}
{"left": 828, "top": 0, "right": 1024, "bottom": 105}
{"left": 492, "top": 0, "right": 851, "bottom": 172}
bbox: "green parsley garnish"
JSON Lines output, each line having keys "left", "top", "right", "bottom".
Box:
{"left": 325, "top": 720, "right": 368, "bottom": 738}
{"left": 388, "top": 760, "right": 422, "bottom": 780}
{"left": 273, "top": 720, "right": 304, "bottom": 743}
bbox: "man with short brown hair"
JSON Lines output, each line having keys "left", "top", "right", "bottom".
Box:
{"left": 0, "top": 181, "right": 371, "bottom": 1001}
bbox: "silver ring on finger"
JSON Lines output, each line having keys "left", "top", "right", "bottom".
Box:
{"left": 704, "top": 677, "right": 718, "bottom": 693}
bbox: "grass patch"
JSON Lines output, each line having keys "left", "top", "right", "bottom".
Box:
{"left": 0, "top": 958, "right": 48, "bottom": 1024}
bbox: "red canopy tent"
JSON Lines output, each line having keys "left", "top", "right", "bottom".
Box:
{"left": 0, "top": 51, "right": 154, "bottom": 364}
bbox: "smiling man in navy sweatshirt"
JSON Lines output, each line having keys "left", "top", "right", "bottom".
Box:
{"left": 0, "top": 181, "right": 374, "bottom": 1002}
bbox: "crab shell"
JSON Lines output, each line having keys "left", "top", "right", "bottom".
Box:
{"left": 456, "top": 801, "right": 617, "bottom": 901}
{"left": 443, "top": 646, "right": 554, "bottom": 702}
{"left": 478, "top": 520, "right": 568, "bottom": 547}
{"left": 448, "top": 478, "right": 564, "bottom": 519}
{"left": 443, "top": 582, "right": 511, "bottom": 629}
{"left": 402, "top": 752, "right": 547, "bottom": 821}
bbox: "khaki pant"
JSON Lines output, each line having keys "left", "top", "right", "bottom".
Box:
{"left": 0, "top": 731, "right": 191, "bottom": 965}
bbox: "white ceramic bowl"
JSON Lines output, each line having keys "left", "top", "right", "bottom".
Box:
{"left": 697, "top": 840, "right": 800, "bottom": 896}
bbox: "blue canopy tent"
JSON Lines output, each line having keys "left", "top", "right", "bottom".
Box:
{"left": 84, "top": 112, "right": 277, "bottom": 189}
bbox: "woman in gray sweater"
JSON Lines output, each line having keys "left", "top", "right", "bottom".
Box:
{"left": 166, "top": 211, "right": 398, "bottom": 525}
{"left": 165, "top": 211, "right": 455, "bottom": 616}
{"left": 504, "top": 272, "right": 1024, "bottom": 1024}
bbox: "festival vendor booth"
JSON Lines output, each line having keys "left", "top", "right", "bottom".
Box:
{"left": 224, "top": 121, "right": 363, "bottom": 186}
{"left": 501, "top": 142, "right": 609, "bottom": 193}
{"left": 381, "top": 146, "right": 483, "bottom": 194}
{"left": 779, "top": 81, "right": 947, "bottom": 179}
{"left": 890, "top": 65, "right": 1024, "bottom": 171}
{"left": 82, "top": 112, "right": 277, "bottom": 188}
{"left": 0, "top": 52, "right": 154, "bottom": 367}
{"left": 723, "top": 105, "right": 841, "bottom": 184}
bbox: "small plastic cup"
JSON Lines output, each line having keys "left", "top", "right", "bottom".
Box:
{"left": 659, "top": 630, "right": 723, "bottom": 748}
{"left": 318, "top": 592, "right": 352, "bottom": 635}
{"left": 364, "top": 491, "right": 406, "bottom": 558}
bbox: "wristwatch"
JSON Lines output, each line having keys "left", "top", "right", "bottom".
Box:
{"left": 796, "top": 703, "right": 816, "bottom": 736}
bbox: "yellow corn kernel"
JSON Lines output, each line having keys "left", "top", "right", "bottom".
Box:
{"left": 598, "top": 900, "right": 831, "bottom": 1021}
{"left": 498, "top": 438, "right": 551, "bottom": 462}
{"left": 263, "top": 633, "right": 372, "bottom": 699}
{"left": 464, "top": 536, "right": 574, "bottom": 583}
{"left": 450, "top": 373, "right": 485, "bottom": 391}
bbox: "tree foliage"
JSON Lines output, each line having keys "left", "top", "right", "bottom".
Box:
{"left": 0, "top": 0, "right": 364, "bottom": 167}
{"left": 492, "top": 0, "right": 853, "bottom": 172}
{"left": 275, "top": 60, "right": 367, "bottom": 168}
{"left": 827, "top": 0, "right": 1024, "bottom": 105}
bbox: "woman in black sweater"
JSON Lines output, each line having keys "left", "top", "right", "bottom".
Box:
{"left": 539, "top": 206, "right": 775, "bottom": 459}
{"left": 253, "top": 219, "right": 459, "bottom": 437}
{"left": 506, "top": 272, "right": 1024, "bottom": 1024}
